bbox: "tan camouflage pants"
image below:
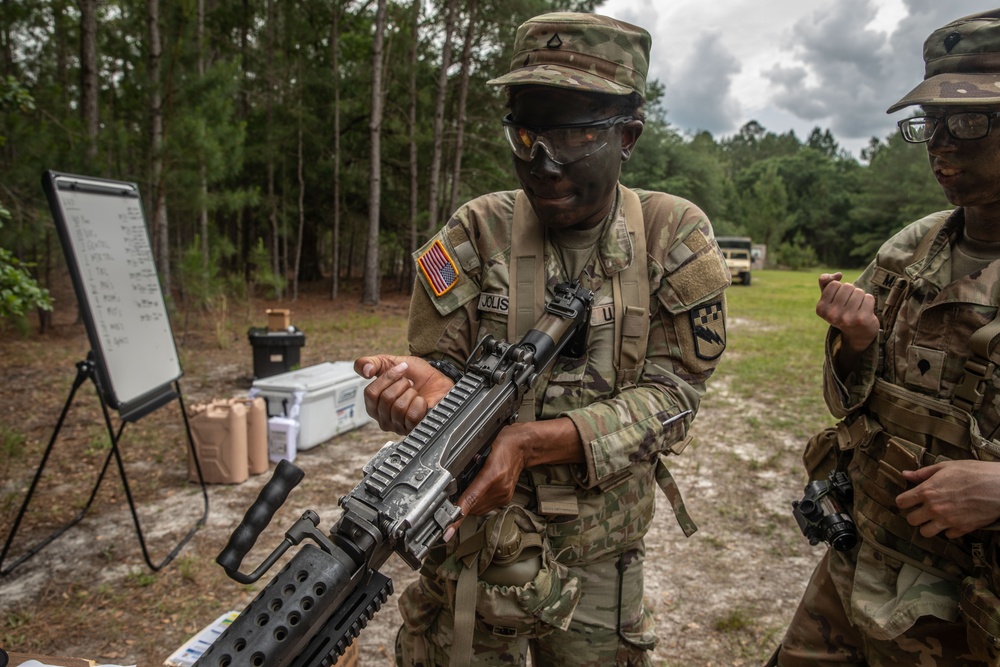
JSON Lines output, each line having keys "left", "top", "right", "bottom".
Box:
{"left": 395, "top": 547, "right": 655, "bottom": 667}
{"left": 778, "top": 550, "right": 987, "bottom": 666}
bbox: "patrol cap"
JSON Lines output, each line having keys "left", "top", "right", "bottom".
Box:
{"left": 487, "top": 12, "right": 651, "bottom": 98}
{"left": 887, "top": 9, "right": 1000, "bottom": 113}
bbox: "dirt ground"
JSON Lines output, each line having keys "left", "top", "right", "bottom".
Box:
{"left": 0, "top": 277, "right": 823, "bottom": 667}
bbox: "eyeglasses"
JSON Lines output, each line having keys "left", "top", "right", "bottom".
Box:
{"left": 897, "top": 112, "right": 1000, "bottom": 143}
{"left": 501, "top": 113, "right": 634, "bottom": 165}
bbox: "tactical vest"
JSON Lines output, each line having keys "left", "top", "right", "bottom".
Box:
{"left": 841, "top": 210, "right": 1000, "bottom": 582}
{"left": 507, "top": 186, "right": 697, "bottom": 541}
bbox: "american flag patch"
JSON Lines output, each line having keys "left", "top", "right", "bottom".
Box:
{"left": 417, "top": 240, "right": 459, "bottom": 296}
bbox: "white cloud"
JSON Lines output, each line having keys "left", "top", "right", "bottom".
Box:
{"left": 664, "top": 32, "right": 743, "bottom": 134}
{"left": 595, "top": 0, "right": 988, "bottom": 156}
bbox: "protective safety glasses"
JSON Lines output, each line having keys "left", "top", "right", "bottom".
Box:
{"left": 501, "top": 113, "right": 633, "bottom": 165}
{"left": 898, "top": 111, "right": 1000, "bottom": 143}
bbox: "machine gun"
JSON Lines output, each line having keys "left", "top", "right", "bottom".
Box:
{"left": 194, "top": 281, "right": 595, "bottom": 667}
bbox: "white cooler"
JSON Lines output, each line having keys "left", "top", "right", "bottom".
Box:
{"left": 251, "top": 361, "right": 373, "bottom": 450}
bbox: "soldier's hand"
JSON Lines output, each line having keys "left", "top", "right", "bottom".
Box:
{"left": 450, "top": 423, "right": 532, "bottom": 526}
{"left": 354, "top": 355, "right": 454, "bottom": 435}
{"left": 816, "top": 272, "right": 879, "bottom": 354}
{"left": 896, "top": 461, "right": 1000, "bottom": 538}
{"left": 443, "top": 417, "right": 585, "bottom": 541}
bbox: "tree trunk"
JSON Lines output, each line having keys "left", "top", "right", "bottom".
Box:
{"left": 198, "top": 0, "right": 209, "bottom": 270}
{"left": 148, "top": 0, "right": 170, "bottom": 294}
{"left": 402, "top": 0, "right": 420, "bottom": 293}
{"left": 424, "top": 0, "right": 457, "bottom": 240}
{"left": 54, "top": 0, "right": 70, "bottom": 110}
{"left": 239, "top": 0, "right": 252, "bottom": 280}
{"left": 266, "top": 0, "right": 282, "bottom": 298}
{"left": 294, "top": 56, "right": 304, "bottom": 302}
{"left": 80, "top": 0, "right": 98, "bottom": 165}
{"left": 448, "top": 0, "right": 477, "bottom": 217}
{"left": 330, "top": 0, "right": 342, "bottom": 300}
{"left": 362, "top": 0, "right": 388, "bottom": 305}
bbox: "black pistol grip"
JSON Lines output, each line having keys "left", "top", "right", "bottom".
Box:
{"left": 216, "top": 459, "right": 305, "bottom": 574}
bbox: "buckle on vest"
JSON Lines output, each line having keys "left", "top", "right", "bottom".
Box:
{"left": 835, "top": 414, "right": 876, "bottom": 451}
{"left": 954, "top": 357, "right": 995, "bottom": 413}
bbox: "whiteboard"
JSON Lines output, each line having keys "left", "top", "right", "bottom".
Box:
{"left": 43, "top": 171, "right": 182, "bottom": 421}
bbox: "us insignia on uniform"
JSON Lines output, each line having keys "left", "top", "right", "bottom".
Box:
{"left": 690, "top": 300, "right": 726, "bottom": 360}
{"left": 417, "top": 240, "right": 459, "bottom": 296}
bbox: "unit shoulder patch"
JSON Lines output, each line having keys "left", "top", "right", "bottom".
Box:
{"left": 417, "top": 239, "right": 460, "bottom": 297}
{"left": 690, "top": 300, "right": 726, "bottom": 360}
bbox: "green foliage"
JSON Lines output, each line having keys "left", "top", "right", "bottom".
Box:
{"left": 178, "top": 235, "right": 232, "bottom": 310}
{"left": 0, "top": 76, "right": 51, "bottom": 325}
{"left": 774, "top": 234, "right": 820, "bottom": 270}
{"left": 736, "top": 160, "right": 793, "bottom": 251}
{"left": 0, "top": 77, "right": 35, "bottom": 150}
{"left": 247, "top": 238, "right": 286, "bottom": 299}
{"left": 0, "top": 235, "right": 53, "bottom": 322}
{"left": 0, "top": 0, "right": 948, "bottom": 310}
{"left": 848, "top": 133, "right": 950, "bottom": 261}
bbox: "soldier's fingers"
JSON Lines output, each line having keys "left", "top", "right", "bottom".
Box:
{"left": 945, "top": 525, "right": 971, "bottom": 540}
{"left": 381, "top": 385, "right": 420, "bottom": 434}
{"left": 901, "top": 464, "right": 941, "bottom": 484}
{"left": 843, "top": 285, "right": 873, "bottom": 314}
{"left": 355, "top": 354, "right": 403, "bottom": 379}
{"left": 442, "top": 515, "right": 464, "bottom": 543}
{"left": 403, "top": 395, "right": 428, "bottom": 433}
{"left": 816, "top": 281, "right": 854, "bottom": 322}
{"left": 918, "top": 519, "right": 946, "bottom": 539}
{"left": 443, "top": 493, "right": 476, "bottom": 543}
{"left": 895, "top": 487, "right": 918, "bottom": 510}
{"left": 818, "top": 272, "right": 843, "bottom": 291}
{"left": 900, "top": 503, "right": 935, "bottom": 533}
{"left": 862, "top": 293, "right": 876, "bottom": 316}
{"left": 364, "top": 367, "right": 415, "bottom": 431}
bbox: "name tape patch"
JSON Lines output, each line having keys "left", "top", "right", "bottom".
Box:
{"left": 478, "top": 292, "right": 509, "bottom": 315}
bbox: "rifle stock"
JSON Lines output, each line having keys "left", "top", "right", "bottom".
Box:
{"left": 194, "top": 281, "right": 594, "bottom": 667}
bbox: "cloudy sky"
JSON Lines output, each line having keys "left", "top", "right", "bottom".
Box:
{"left": 594, "top": 0, "right": 987, "bottom": 156}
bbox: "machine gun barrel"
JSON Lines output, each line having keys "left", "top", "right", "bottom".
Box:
{"left": 194, "top": 282, "right": 594, "bottom": 667}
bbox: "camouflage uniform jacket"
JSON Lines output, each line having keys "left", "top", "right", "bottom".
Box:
{"left": 822, "top": 207, "right": 1000, "bottom": 640}
{"left": 409, "top": 184, "right": 729, "bottom": 565}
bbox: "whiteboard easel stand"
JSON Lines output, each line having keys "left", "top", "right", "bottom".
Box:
{"left": 0, "top": 354, "right": 209, "bottom": 576}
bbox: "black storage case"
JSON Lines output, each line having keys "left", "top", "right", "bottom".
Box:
{"left": 248, "top": 327, "right": 305, "bottom": 379}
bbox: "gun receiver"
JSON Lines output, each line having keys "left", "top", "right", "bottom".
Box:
{"left": 194, "top": 281, "right": 594, "bottom": 667}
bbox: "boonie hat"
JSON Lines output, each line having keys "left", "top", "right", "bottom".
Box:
{"left": 487, "top": 12, "right": 651, "bottom": 98}
{"left": 888, "top": 9, "right": 1000, "bottom": 113}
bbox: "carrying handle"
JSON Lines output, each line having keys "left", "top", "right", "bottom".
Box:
{"left": 216, "top": 459, "right": 304, "bottom": 576}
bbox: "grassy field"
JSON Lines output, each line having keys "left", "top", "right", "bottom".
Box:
{"left": 719, "top": 268, "right": 862, "bottom": 437}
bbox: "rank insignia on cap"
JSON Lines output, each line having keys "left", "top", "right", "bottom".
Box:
{"left": 690, "top": 300, "right": 726, "bottom": 360}
{"left": 418, "top": 239, "right": 460, "bottom": 297}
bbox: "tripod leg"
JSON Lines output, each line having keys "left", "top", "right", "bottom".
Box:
{"left": 102, "top": 380, "right": 209, "bottom": 572}
{"left": 0, "top": 360, "right": 101, "bottom": 576}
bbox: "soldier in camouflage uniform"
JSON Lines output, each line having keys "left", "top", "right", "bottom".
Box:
{"left": 355, "top": 11, "right": 729, "bottom": 667}
{"left": 774, "top": 9, "right": 1000, "bottom": 667}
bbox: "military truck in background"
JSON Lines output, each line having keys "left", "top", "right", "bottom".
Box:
{"left": 717, "top": 236, "right": 753, "bottom": 285}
